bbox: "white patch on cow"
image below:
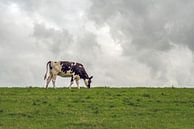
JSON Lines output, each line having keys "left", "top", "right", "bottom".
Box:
{"left": 58, "top": 70, "right": 73, "bottom": 77}
{"left": 74, "top": 75, "right": 80, "bottom": 80}
{"left": 50, "top": 61, "right": 62, "bottom": 74}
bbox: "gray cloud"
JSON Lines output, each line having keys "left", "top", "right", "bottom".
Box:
{"left": 87, "top": 0, "right": 194, "bottom": 85}
{"left": 33, "top": 23, "right": 73, "bottom": 56}
{"left": 0, "top": 0, "right": 194, "bottom": 87}
{"left": 88, "top": 0, "right": 191, "bottom": 50}
{"left": 88, "top": 0, "right": 194, "bottom": 51}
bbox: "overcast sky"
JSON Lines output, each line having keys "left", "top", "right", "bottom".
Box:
{"left": 0, "top": 0, "right": 194, "bottom": 87}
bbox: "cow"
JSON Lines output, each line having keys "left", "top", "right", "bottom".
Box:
{"left": 44, "top": 61, "right": 93, "bottom": 89}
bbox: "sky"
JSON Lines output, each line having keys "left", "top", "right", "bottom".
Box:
{"left": 0, "top": 0, "right": 194, "bottom": 87}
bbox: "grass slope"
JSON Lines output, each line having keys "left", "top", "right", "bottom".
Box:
{"left": 0, "top": 87, "right": 194, "bottom": 129}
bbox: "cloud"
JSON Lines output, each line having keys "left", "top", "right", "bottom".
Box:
{"left": 87, "top": 0, "right": 194, "bottom": 52}
{"left": 0, "top": 0, "right": 194, "bottom": 87}
{"left": 86, "top": 0, "right": 194, "bottom": 86}
{"left": 32, "top": 23, "right": 73, "bottom": 56}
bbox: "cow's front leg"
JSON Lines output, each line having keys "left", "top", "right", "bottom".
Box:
{"left": 75, "top": 75, "right": 80, "bottom": 89}
{"left": 69, "top": 75, "right": 74, "bottom": 89}
{"left": 76, "top": 79, "right": 80, "bottom": 89}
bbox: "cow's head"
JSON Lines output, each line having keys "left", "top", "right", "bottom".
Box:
{"left": 85, "top": 76, "right": 93, "bottom": 88}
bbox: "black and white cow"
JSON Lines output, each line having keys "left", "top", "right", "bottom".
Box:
{"left": 44, "top": 61, "right": 93, "bottom": 89}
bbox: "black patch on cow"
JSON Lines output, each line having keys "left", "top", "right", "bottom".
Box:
{"left": 60, "top": 61, "right": 74, "bottom": 73}
{"left": 48, "top": 61, "right": 52, "bottom": 70}
{"left": 71, "top": 63, "right": 89, "bottom": 80}
{"left": 70, "top": 75, "right": 73, "bottom": 82}
{"left": 75, "top": 62, "right": 83, "bottom": 67}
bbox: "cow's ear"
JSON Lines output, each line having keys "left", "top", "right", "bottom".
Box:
{"left": 89, "top": 76, "right": 93, "bottom": 79}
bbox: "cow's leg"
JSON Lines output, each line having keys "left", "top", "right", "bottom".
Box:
{"left": 69, "top": 75, "right": 74, "bottom": 89}
{"left": 52, "top": 75, "right": 57, "bottom": 89}
{"left": 75, "top": 76, "right": 80, "bottom": 89}
{"left": 46, "top": 74, "right": 52, "bottom": 89}
{"left": 75, "top": 79, "right": 80, "bottom": 89}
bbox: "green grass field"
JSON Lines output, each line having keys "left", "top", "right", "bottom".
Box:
{"left": 0, "top": 87, "right": 194, "bottom": 129}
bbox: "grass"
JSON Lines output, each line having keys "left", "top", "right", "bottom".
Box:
{"left": 0, "top": 87, "right": 194, "bottom": 129}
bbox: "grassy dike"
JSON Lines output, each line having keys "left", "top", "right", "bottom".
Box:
{"left": 0, "top": 87, "right": 194, "bottom": 129}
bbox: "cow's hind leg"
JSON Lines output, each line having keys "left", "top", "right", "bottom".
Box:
{"left": 52, "top": 75, "right": 57, "bottom": 89}
{"left": 46, "top": 74, "right": 52, "bottom": 89}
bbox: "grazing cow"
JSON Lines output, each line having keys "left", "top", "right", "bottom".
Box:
{"left": 44, "top": 61, "right": 93, "bottom": 89}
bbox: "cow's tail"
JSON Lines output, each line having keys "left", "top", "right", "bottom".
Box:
{"left": 44, "top": 61, "right": 51, "bottom": 80}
